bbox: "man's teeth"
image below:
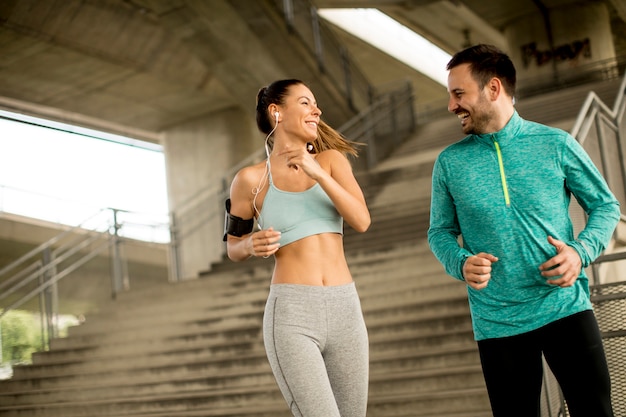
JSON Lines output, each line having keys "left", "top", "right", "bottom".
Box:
{"left": 457, "top": 112, "right": 469, "bottom": 120}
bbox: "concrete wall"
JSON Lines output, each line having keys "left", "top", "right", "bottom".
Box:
{"left": 506, "top": 2, "right": 616, "bottom": 84}
{"left": 162, "top": 106, "right": 260, "bottom": 278}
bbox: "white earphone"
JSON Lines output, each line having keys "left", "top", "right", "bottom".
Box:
{"left": 274, "top": 111, "right": 279, "bottom": 122}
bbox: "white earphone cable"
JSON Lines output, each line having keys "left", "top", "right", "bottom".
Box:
{"left": 252, "top": 115, "right": 278, "bottom": 228}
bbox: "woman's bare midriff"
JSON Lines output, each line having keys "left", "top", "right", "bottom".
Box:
{"left": 271, "top": 233, "right": 352, "bottom": 286}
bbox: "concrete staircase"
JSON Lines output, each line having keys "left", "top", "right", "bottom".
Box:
{"left": 2, "top": 77, "right": 622, "bottom": 416}
{"left": 0, "top": 242, "right": 489, "bottom": 417}
{"left": 0, "top": 119, "right": 492, "bottom": 416}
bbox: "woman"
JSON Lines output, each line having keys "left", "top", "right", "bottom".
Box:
{"left": 224, "top": 79, "right": 371, "bottom": 417}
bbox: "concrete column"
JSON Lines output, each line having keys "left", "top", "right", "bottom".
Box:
{"left": 162, "top": 107, "right": 260, "bottom": 279}
{"left": 504, "top": 1, "right": 616, "bottom": 90}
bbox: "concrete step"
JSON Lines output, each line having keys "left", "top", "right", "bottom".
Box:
{"left": 1, "top": 342, "right": 481, "bottom": 403}
{"left": 70, "top": 276, "right": 459, "bottom": 343}
{"left": 37, "top": 324, "right": 263, "bottom": 368}
{"left": 71, "top": 405, "right": 292, "bottom": 417}
{"left": 65, "top": 301, "right": 265, "bottom": 338}
{"left": 0, "top": 384, "right": 286, "bottom": 417}
{"left": 13, "top": 338, "right": 266, "bottom": 381}
{"left": 362, "top": 283, "right": 468, "bottom": 315}
{"left": 370, "top": 343, "right": 480, "bottom": 374}
{"left": 41, "top": 274, "right": 466, "bottom": 349}
{"left": 40, "top": 325, "right": 260, "bottom": 360}
{"left": 0, "top": 365, "right": 275, "bottom": 406}
{"left": 1, "top": 381, "right": 488, "bottom": 417}
{"left": 53, "top": 286, "right": 463, "bottom": 356}
{"left": 3, "top": 339, "right": 481, "bottom": 403}
{"left": 368, "top": 387, "right": 491, "bottom": 416}
{"left": 0, "top": 361, "right": 489, "bottom": 417}
{"left": 369, "top": 314, "right": 472, "bottom": 346}
{"left": 49, "top": 317, "right": 263, "bottom": 353}
{"left": 0, "top": 365, "right": 486, "bottom": 416}
{"left": 37, "top": 278, "right": 465, "bottom": 364}
{"left": 63, "top": 245, "right": 452, "bottom": 342}
{"left": 10, "top": 346, "right": 266, "bottom": 386}
{"left": 369, "top": 364, "right": 485, "bottom": 397}
{"left": 85, "top": 246, "right": 443, "bottom": 326}
{"left": 369, "top": 322, "right": 475, "bottom": 356}
{"left": 92, "top": 282, "right": 270, "bottom": 318}
{"left": 29, "top": 317, "right": 469, "bottom": 383}
{"left": 28, "top": 294, "right": 469, "bottom": 376}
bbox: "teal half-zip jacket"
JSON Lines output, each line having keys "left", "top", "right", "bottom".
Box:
{"left": 428, "top": 111, "right": 620, "bottom": 340}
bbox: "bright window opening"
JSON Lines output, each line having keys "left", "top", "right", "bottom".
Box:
{"left": 318, "top": 8, "right": 451, "bottom": 86}
{"left": 0, "top": 111, "right": 169, "bottom": 243}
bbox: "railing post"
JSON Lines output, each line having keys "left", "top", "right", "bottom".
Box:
{"left": 109, "top": 209, "right": 126, "bottom": 298}
{"left": 364, "top": 106, "right": 377, "bottom": 169}
{"left": 310, "top": 6, "right": 325, "bottom": 73}
{"left": 339, "top": 46, "right": 355, "bottom": 112}
{"left": 615, "top": 114, "right": 626, "bottom": 203}
{"left": 39, "top": 248, "right": 58, "bottom": 350}
{"left": 168, "top": 212, "right": 182, "bottom": 282}
{"left": 390, "top": 92, "right": 399, "bottom": 146}
{"left": 406, "top": 81, "right": 416, "bottom": 133}
{"left": 282, "top": 0, "right": 294, "bottom": 32}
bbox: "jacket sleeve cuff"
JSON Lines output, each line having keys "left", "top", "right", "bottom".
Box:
{"left": 456, "top": 251, "right": 472, "bottom": 281}
{"left": 567, "top": 240, "right": 591, "bottom": 268}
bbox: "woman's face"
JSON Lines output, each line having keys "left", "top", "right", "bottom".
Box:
{"left": 276, "top": 84, "right": 321, "bottom": 141}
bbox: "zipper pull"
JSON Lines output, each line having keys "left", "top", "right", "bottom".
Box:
{"left": 493, "top": 138, "right": 511, "bottom": 207}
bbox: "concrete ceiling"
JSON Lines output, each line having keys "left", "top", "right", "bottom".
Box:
{"left": 0, "top": 0, "right": 623, "bottom": 143}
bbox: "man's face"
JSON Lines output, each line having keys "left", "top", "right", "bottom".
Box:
{"left": 447, "top": 63, "right": 495, "bottom": 135}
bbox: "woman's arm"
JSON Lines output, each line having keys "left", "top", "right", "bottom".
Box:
{"left": 315, "top": 150, "right": 370, "bottom": 232}
{"left": 226, "top": 166, "right": 281, "bottom": 261}
{"left": 277, "top": 146, "right": 370, "bottom": 232}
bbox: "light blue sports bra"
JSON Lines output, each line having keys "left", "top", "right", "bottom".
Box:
{"left": 257, "top": 167, "right": 343, "bottom": 246}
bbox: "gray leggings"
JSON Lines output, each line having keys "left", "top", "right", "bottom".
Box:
{"left": 263, "top": 282, "right": 369, "bottom": 417}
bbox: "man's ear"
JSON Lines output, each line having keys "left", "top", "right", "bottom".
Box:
{"left": 487, "top": 77, "right": 502, "bottom": 101}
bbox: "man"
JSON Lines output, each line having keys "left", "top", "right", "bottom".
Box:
{"left": 427, "top": 44, "right": 620, "bottom": 416}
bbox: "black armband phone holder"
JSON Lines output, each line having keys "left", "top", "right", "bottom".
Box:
{"left": 223, "top": 198, "right": 254, "bottom": 241}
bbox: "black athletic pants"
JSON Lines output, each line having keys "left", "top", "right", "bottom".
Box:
{"left": 477, "top": 310, "right": 614, "bottom": 417}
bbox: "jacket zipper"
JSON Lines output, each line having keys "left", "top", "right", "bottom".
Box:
{"left": 493, "top": 137, "right": 511, "bottom": 207}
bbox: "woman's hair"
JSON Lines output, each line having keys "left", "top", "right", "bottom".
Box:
{"left": 446, "top": 44, "right": 516, "bottom": 99}
{"left": 256, "top": 79, "right": 359, "bottom": 156}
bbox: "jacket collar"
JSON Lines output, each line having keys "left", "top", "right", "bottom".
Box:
{"left": 473, "top": 110, "right": 522, "bottom": 148}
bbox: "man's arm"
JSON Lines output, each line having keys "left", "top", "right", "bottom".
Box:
{"left": 427, "top": 158, "right": 473, "bottom": 280}
{"left": 563, "top": 134, "right": 621, "bottom": 267}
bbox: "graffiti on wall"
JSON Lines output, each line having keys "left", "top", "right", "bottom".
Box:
{"left": 521, "top": 38, "right": 591, "bottom": 68}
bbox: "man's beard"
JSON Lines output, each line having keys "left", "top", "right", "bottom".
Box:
{"left": 464, "top": 94, "right": 495, "bottom": 135}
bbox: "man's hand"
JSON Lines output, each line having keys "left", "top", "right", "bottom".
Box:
{"left": 462, "top": 252, "right": 498, "bottom": 290}
{"left": 539, "top": 236, "right": 581, "bottom": 287}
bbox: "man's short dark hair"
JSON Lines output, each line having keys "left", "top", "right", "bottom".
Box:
{"left": 447, "top": 44, "right": 516, "bottom": 98}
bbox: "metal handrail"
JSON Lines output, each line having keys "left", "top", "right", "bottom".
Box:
{"left": 571, "top": 68, "right": 626, "bottom": 140}
{"left": 543, "top": 69, "right": 626, "bottom": 417}
{"left": 0, "top": 233, "right": 109, "bottom": 317}
{"left": 0, "top": 207, "right": 168, "bottom": 349}
{"left": 0, "top": 208, "right": 109, "bottom": 282}
{"left": 570, "top": 68, "right": 626, "bottom": 230}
